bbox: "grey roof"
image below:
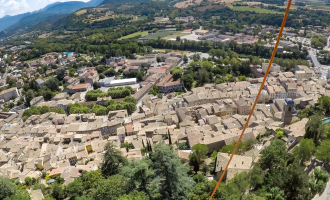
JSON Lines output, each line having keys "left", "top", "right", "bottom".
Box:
{"left": 285, "top": 98, "right": 294, "bottom": 106}
{"left": 35, "top": 79, "right": 44, "bottom": 84}
{"left": 99, "top": 77, "right": 114, "bottom": 87}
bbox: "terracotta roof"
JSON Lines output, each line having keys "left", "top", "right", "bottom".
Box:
{"left": 157, "top": 74, "right": 173, "bottom": 87}
{"left": 125, "top": 124, "right": 133, "bottom": 133}
{"left": 71, "top": 83, "right": 90, "bottom": 90}
{"left": 149, "top": 68, "right": 168, "bottom": 74}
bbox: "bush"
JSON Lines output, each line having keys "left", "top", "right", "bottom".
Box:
{"left": 108, "top": 87, "right": 132, "bottom": 99}
{"left": 0, "top": 176, "right": 17, "bottom": 199}
{"left": 178, "top": 142, "right": 188, "bottom": 150}
{"left": 85, "top": 89, "right": 108, "bottom": 101}
{"left": 23, "top": 106, "right": 65, "bottom": 119}
{"left": 99, "top": 73, "right": 105, "bottom": 79}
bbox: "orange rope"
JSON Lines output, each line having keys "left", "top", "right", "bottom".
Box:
{"left": 208, "top": 0, "right": 292, "bottom": 199}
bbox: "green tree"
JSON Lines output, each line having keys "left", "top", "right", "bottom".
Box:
{"left": 259, "top": 139, "right": 289, "bottom": 171}
{"left": 118, "top": 191, "right": 149, "bottom": 200}
{"left": 51, "top": 184, "right": 64, "bottom": 200}
{"left": 249, "top": 165, "right": 264, "bottom": 189}
{"left": 238, "top": 76, "right": 247, "bottom": 81}
{"left": 305, "top": 115, "right": 324, "bottom": 145}
{"left": 16, "top": 100, "right": 23, "bottom": 106}
{"left": 80, "top": 170, "right": 104, "bottom": 190}
{"left": 242, "top": 194, "right": 265, "bottom": 200}
{"left": 91, "top": 175, "right": 128, "bottom": 200}
{"left": 265, "top": 187, "right": 285, "bottom": 200}
{"left": 104, "top": 68, "right": 116, "bottom": 77}
{"left": 123, "top": 96, "right": 137, "bottom": 104}
{"left": 120, "top": 142, "right": 133, "bottom": 152}
{"left": 181, "top": 74, "right": 194, "bottom": 91}
{"left": 4, "top": 190, "right": 31, "bottom": 200}
{"left": 69, "top": 68, "right": 76, "bottom": 77}
{"left": 65, "top": 179, "right": 84, "bottom": 200}
{"left": 284, "top": 163, "right": 310, "bottom": 199}
{"left": 275, "top": 128, "right": 284, "bottom": 139}
{"left": 93, "top": 82, "right": 100, "bottom": 90}
{"left": 189, "top": 144, "right": 208, "bottom": 172}
{"left": 56, "top": 69, "right": 66, "bottom": 81}
{"left": 26, "top": 89, "right": 35, "bottom": 106}
{"left": 318, "top": 96, "right": 330, "bottom": 113}
{"left": 6, "top": 77, "right": 16, "bottom": 89}
{"left": 101, "top": 142, "right": 128, "bottom": 177}
{"left": 298, "top": 107, "right": 314, "bottom": 119}
{"left": 170, "top": 67, "right": 183, "bottom": 81}
{"left": 293, "top": 138, "right": 315, "bottom": 164}
{"left": 99, "top": 73, "right": 105, "bottom": 79}
{"left": 120, "top": 159, "right": 155, "bottom": 195}
{"left": 149, "top": 142, "right": 194, "bottom": 199}
{"left": 75, "top": 196, "right": 92, "bottom": 200}
{"left": 0, "top": 176, "right": 17, "bottom": 199}
{"left": 45, "top": 78, "right": 60, "bottom": 92}
{"left": 315, "top": 140, "right": 330, "bottom": 163}
{"left": 24, "top": 177, "right": 32, "bottom": 186}
{"left": 183, "top": 55, "right": 188, "bottom": 64}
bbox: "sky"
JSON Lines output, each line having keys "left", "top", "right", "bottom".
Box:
{"left": 0, "top": 0, "right": 90, "bottom": 18}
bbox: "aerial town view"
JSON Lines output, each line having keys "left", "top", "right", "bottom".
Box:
{"left": 2, "top": 0, "right": 330, "bottom": 199}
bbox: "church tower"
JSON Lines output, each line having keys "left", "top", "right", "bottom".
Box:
{"left": 281, "top": 98, "right": 294, "bottom": 125}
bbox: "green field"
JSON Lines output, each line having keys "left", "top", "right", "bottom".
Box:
{"left": 91, "top": 16, "right": 114, "bottom": 22}
{"left": 118, "top": 31, "right": 149, "bottom": 40}
{"left": 276, "top": 5, "right": 299, "bottom": 10}
{"left": 227, "top": 4, "right": 283, "bottom": 13}
{"left": 142, "top": 31, "right": 177, "bottom": 40}
{"left": 162, "top": 31, "right": 190, "bottom": 40}
{"left": 154, "top": 48, "right": 190, "bottom": 54}
{"left": 130, "top": 16, "right": 148, "bottom": 22}
{"left": 75, "top": 9, "right": 87, "bottom": 16}
{"left": 305, "top": 2, "right": 330, "bottom": 10}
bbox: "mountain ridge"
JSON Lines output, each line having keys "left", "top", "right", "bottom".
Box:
{"left": 0, "top": 0, "right": 104, "bottom": 32}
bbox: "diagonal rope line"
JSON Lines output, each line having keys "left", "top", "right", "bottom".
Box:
{"left": 208, "top": 0, "right": 292, "bottom": 199}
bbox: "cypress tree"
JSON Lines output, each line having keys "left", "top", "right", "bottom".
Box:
{"left": 142, "top": 139, "right": 145, "bottom": 148}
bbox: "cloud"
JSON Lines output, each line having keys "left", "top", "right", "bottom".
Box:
{"left": 0, "top": 0, "right": 30, "bottom": 18}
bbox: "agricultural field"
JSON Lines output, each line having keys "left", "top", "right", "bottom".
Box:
{"left": 276, "top": 5, "right": 299, "bottom": 9}
{"left": 129, "top": 16, "right": 148, "bottom": 22}
{"left": 162, "top": 31, "right": 191, "bottom": 40}
{"left": 142, "top": 31, "right": 177, "bottom": 40}
{"left": 305, "top": 2, "right": 330, "bottom": 11}
{"left": 118, "top": 31, "right": 149, "bottom": 40}
{"left": 226, "top": 3, "right": 283, "bottom": 13}
{"left": 154, "top": 49, "right": 190, "bottom": 54}
{"left": 75, "top": 9, "right": 87, "bottom": 16}
{"left": 197, "top": 4, "right": 226, "bottom": 11}
{"left": 90, "top": 16, "right": 114, "bottom": 22}
{"left": 175, "top": 0, "right": 202, "bottom": 8}
{"left": 208, "top": 0, "right": 240, "bottom": 3}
